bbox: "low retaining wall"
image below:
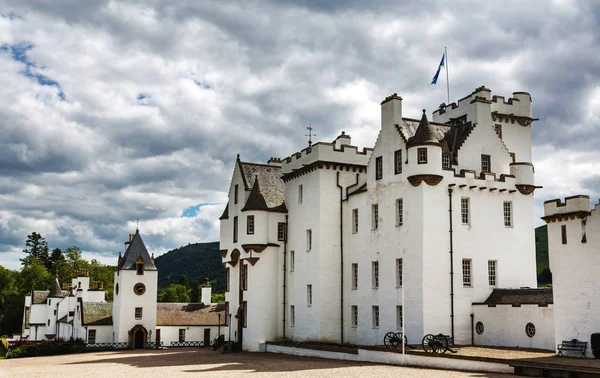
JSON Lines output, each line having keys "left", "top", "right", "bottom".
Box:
{"left": 265, "top": 344, "right": 513, "bottom": 374}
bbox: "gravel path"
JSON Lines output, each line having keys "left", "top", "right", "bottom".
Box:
{"left": 0, "top": 349, "right": 517, "bottom": 377}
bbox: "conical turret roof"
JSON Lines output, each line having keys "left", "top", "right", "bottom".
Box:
{"left": 117, "top": 230, "right": 157, "bottom": 271}
{"left": 48, "top": 276, "right": 63, "bottom": 298}
{"left": 407, "top": 109, "right": 441, "bottom": 147}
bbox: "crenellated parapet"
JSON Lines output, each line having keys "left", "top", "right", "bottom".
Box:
{"left": 432, "top": 86, "right": 534, "bottom": 125}
{"left": 281, "top": 134, "right": 372, "bottom": 176}
{"left": 542, "top": 195, "right": 593, "bottom": 223}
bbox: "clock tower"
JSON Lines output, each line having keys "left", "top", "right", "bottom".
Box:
{"left": 112, "top": 230, "right": 158, "bottom": 348}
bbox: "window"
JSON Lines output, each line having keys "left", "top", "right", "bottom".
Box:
{"left": 48, "top": 299, "right": 51, "bottom": 306}
{"left": 396, "top": 306, "right": 403, "bottom": 330}
{"left": 352, "top": 209, "right": 359, "bottom": 234}
{"left": 247, "top": 215, "right": 254, "bottom": 234}
{"left": 481, "top": 154, "right": 491, "bottom": 173}
{"left": 298, "top": 185, "right": 303, "bottom": 204}
{"left": 525, "top": 323, "right": 536, "bottom": 337}
{"left": 394, "top": 149, "right": 402, "bottom": 174}
{"left": 233, "top": 216, "right": 238, "bottom": 243}
{"left": 136, "top": 262, "right": 144, "bottom": 275}
{"left": 372, "top": 204, "right": 379, "bottom": 230}
{"left": 375, "top": 156, "right": 383, "bottom": 180}
{"left": 307, "top": 285, "right": 312, "bottom": 306}
{"left": 417, "top": 148, "right": 427, "bottom": 164}
{"left": 372, "top": 261, "right": 379, "bottom": 289}
{"left": 461, "top": 197, "right": 470, "bottom": 225}
{"left": 290, "top": 251, "right": 295, "bottom": 272}
{"left": 278, "top": 222, "right": 286, "bottom": 241}
{"left": 396, "top": 258, "right": 403, "bottom": 287}
{"left": 226, "top": 267, "right": 230, "bottom": 292}
{"left": 561, "top": 225, "right": 567, "bottom": 245}
{"left": 241, "top": 264, "right": 248, "bottom": 291}
{"left": 503, "top": 201, "right": 513, "bottom": 227}
{"left": 88, "top": 329, "right": 96, "bottom": 344}
{"left": 48, "top": 319, "right": 50, "bottom": 326}
{"left": 396, "top": 199, "right": 403, "bottom": 226}
{"left": 179, "top": 328, "right": 186, "bottom": 342}
{"left": 54, "top": 309, "right": 56, "bottom": 315}
{"left": 372, "top": 306, "right": 379, "bottom": 328}
{"left": 476, "top": 321, "right": 484, "bottom": 335}
{"left": 442, "top": 153, "right": 451, "bottom": 169}
{"left": 351, "top": 305, "right": 358, "bottom": 327}
{"left": 135, "top": 307, "right": 143, "bottom": 320}
{"left": 510, "top": 152, "right": 516, "bottom": 163}
{"left": 242, "top": 300, "right": 247, "bottom": 328}
{"left": 306, "top": 229, "right": 312, "bottom": 251}
{"left": 234, "top": 184, "right": 239, "bottom": 204}
{"left": 290, "top": 305, "right": 295, "bottom": 327}
{"left": 351, "top": 263, "right": 358, "bottom": 289}
{"left": 488, "top": 260, "right": 497, "bottom": 286}
{"left": 462, "top": 259, "right": 472, "bottom": 287}
{"left": 494, "top": 124, "right": 502, "bottom": 139}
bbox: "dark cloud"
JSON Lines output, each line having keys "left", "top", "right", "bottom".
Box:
{"left": 0, "top": 0, "right": 598, "bottom": 268}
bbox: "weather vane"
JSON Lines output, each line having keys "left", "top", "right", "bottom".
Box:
{"left": 305, "top": 124, "right": 316, "bottom": 147}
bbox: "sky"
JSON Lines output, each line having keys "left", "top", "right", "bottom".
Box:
{"left": 0, "top": 0, "right": 599, "bottom": 270}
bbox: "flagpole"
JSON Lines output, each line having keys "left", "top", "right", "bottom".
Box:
{"left": 445, "top": 46, "right": 450, "bottom": 104}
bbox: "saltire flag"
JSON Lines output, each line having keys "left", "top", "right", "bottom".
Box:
{"left": 431, "top": 53, "right": 445, "bottom": 85}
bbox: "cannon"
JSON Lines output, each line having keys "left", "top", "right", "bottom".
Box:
{"left": 421, "top": 333, "right": 457, "bottom": 354}
{"left": 383, "top": 331, "right": 408, "bottom": 350}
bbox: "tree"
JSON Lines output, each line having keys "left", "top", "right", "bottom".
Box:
{"left": 21, "top": 232, "right": 50, "bottom": 268}
{"left": 48, "top": 248, "right": 65, "bottom": 273}
{"left": 0, "top": 266, "right": 24, "bottom": 335}
{"left": 178, "top": 274, "right": 189, "bottom": 289}
{"left": 211, "top": 292, "right": 225, "bottom": 303}
{"left": 16, "top": 258, "right": 53, "bottom": 295}
{"left": 190, "top": 280, "right": 201, "bottom": 303}
{"left": 64, "top": 246, "right": 89, "bottom": 272}
{"left": 159, "top": 284, "right": 190, "bottom": 303}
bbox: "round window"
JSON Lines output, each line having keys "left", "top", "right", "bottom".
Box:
{"left": 525, "top": 323, "right": 536, "bottom": 337}
{"left": 476, "top": 321, "right": 484, "bottom": 335}
{"left": 115, "top": 283, "right": 119, "bottom": 295}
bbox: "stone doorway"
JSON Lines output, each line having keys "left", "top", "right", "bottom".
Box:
{"left": 129, "top": 325, "right": 148, "bottom": 349}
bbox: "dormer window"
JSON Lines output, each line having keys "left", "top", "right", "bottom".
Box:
{"left": 136, "top": 261, "right": 144, "bottom": 275}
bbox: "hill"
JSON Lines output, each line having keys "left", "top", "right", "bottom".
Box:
{"left": 154, "top": 242, "right": 225, "bottom": 292}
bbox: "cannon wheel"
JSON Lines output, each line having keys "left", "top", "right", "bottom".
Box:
{"left": 384, "top": 332, "right": 399, "bottom": 349}
{"left": 433, "top": 334, "right": 449, "bottom": 354}
{"left": 422, "top": 334, "right": 435, "bottom": 353}
{"left": 395, "top": 332, "right": 408, "bottom": 348}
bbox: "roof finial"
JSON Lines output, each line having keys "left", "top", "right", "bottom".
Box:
{"left": 305, "top": 124, "right": 316, "bottom": 147}
{"left": 136, "top": 218, "right": 139, "bottom": 232}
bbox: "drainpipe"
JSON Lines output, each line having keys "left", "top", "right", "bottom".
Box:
{"left": 470, "top": 313, "right": 474, "bottom": 345}
{"left": 282, "top": 215, "right": 288, "bottom": 339}
{"left": 448, "top": 187, "right": 455, "bottom": 342}
{"left": 336, "top": 172, "right": 344, "bottom": 344}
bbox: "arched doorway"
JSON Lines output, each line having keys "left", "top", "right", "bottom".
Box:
{"left": 129, "top": 325, "right": 148, "bottom": 349}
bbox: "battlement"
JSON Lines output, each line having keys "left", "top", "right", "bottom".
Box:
{"left": 281, "top": 134, "right": 372, "bottom": 174}
{"left": 432, "top": 86, "right": 533, "bottom": 124}
{"left": 543, "top": 195, "right": 592, "bottom": 222}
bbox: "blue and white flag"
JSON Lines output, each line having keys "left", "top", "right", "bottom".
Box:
{"left": 431, "top": 53, "right": 445, "bottom": 85}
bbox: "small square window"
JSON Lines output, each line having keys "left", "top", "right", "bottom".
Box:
{"left": 494, "top": 124, "right": 502, "bottom": 139}
{"left": 88, "top": 329, "right": 96, "bottom": 344}
{"left": 179, "top": 328, "right": 186, "bottom": 342}
{"left": 351, "top": 305, "right": 358, "bottom": 327}
{"left": 488, "top": 260, "right": 497, "bottom": 286}
{"left": 462, "top": 259, "right": 472, "bottom": 287}
{"left": 417, "top": 148, "right": 428, "bottom": 164}
{"left": 442, "top": 153, "right": 451, "bottom": 169}
{"left": 247, "top": 215, "right": 254, "bottom": 235}
{"left": 278, "top": 222, "right": 286, "bottom": 241}
{"left": 135, "top": 307, "right": 143, "bottom": 320}
{"left": 503, "top": 201, "right": 513, "bottom": 227}
{"left": 481, "top": 154, "right": 491, "bottom": 173}
{"left": 461, "top": 198, "right": 470, "bottom": 225}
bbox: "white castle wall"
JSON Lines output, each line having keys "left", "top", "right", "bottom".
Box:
{"left": 545, "top": 196, "right": 600, "bottom": 357}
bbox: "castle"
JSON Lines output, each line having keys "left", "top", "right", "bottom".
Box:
{"left": 219, "top": 86, "right": 572, "bottom": 351}
{"left": 21, "top": 231, "right": 227, "bottom": 347}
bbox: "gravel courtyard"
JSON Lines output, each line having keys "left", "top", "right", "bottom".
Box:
{"left": 0, "top": 348, "right": 516, "bottom": 377}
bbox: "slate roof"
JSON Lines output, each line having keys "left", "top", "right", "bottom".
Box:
{"left": 239, "top": 161, "right": 286, "bottom": 212}
{"left": 398, "top": 117, "right": 473, "bottom": 154}
{"left": 81, "top": 302, "right": 113, "bottom": 325}
{"left": 48, "top": 277, "right": 63, "bottom": 298}
{"left": 474, "top": 288, "right": 553, "bottom": 306}
{"left": 407, "top": 110, "right": 442, "bottom": 147}
{"left": 117, "top": 230, "right": 157, "bottom": 271}
{"left": 32, "top": 290, "right": 70, "bottom": 304}
{"left": 156, "top": 303, "right": 227, "bottom": 326}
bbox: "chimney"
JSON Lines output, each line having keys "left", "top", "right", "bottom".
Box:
{"left": 381, "top": 93, "right": 403, "bottom": 130}
{"left": 201, "top": 278, "right": 212, "bottom": 305}
{"left": 267, "top": 157, "right": 282, "bottom": 167}
{"left": 334, "top": 131, "right": 351, "bottom": 149}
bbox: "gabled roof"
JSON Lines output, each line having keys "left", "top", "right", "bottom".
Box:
{"left": 397, "top": 117, "right": 473, "bottom": 155}
{"left": 474, "top": 288, "right": 553, "bottom": 306}
{"left": 32, "top": 290, "right": 70, "bottom": 304}
{"left": 219, "top": 202, "right": 229, "bottom": 220}
{"left": 81, "top": 302, "right": 113, "bottom": 325}
{"left": 117, "top": 230, "right": 157, "bottom": 271}
{"left": 156, "top": 303, "right": 227, "bottom": 326}
{"left": 238, "top": 160, "right": 286, "bottom": 212}
{"left": 407, "top": 110, "right": 441, "bottom": 147}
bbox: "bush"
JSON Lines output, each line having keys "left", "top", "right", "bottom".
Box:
{"left": 8, "top": 338, "right": 86, "bottom": 358}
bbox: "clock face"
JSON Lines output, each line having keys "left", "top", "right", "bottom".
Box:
{"left": 133, "top": 282, "right": 146, "bottom": 296}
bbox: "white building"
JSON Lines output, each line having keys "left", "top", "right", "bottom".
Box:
{"left": 22, "top": 230, "right": 228, "bottom": 348}
{"left": 220, "top": 86, "right": 555, "bottom": 351}
{"left": 543, "top": 195, "right": 600, "bottom": 357}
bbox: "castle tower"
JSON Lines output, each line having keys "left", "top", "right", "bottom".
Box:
{"left": 112, "top": 230, "right": 158, "bottom": 348}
